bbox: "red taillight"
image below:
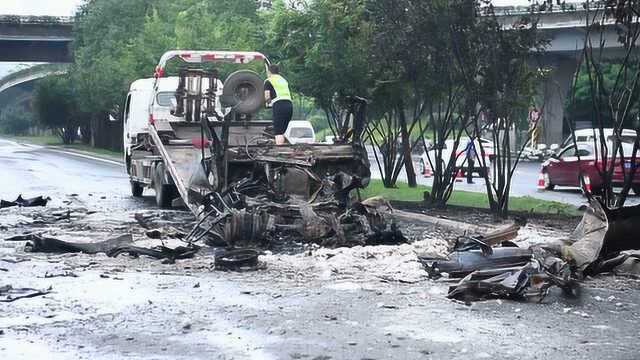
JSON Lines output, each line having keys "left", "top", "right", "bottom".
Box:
{"left": 148, "top": 114, "right": 155, "bottom": 125}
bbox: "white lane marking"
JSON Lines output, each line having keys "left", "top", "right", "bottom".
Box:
{"left": 1, "top": 138, "right": 122, "bottom": 166}
{"left": 18, "top": 142, "right": 40, "bottom": 149}
{"left": 45, "top": 148, "right": 123, "bottom": 166}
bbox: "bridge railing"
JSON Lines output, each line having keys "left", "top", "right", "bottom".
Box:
{"left": 0, "top": 15, "right": 73, "bottom": 25}
{"left": 494, "top": 1, "right": 607, "bottom": 16}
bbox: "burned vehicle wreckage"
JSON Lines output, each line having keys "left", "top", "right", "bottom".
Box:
{"left": 6, "top": 51, "right": 639, "bottom": 308}
{"left": 124, "top": 51, "right": 400, "bottom": 250}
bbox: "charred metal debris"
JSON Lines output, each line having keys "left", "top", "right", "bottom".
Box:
{"left": 419, "top": 198, "right": 640, "bottom": 303}
{"left": 181, "top": 97, "right": 406, "bottom": 250}
{"left": 0, "top": 284, "right": 51, "bottom": 303}
{"left": 0, "top": 195, "right": 50, "bottom": 209}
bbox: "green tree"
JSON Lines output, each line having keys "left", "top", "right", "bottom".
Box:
{"left": 265, "top": 0, "right": 372, "bottom": 110}
{"left": 0, "top": 104, "right": 33, "bottom": 136}
{"left": 34, "top": 74, "right": 83, "bottom": 144}
{"left": 70, "top": 0, "right": 266, "bottom": 150}
{"left": 465, "top": 4, "right": 545, "bottom": 217}
{"left": 366, "top": 0, "right": 474, "bottom": 191}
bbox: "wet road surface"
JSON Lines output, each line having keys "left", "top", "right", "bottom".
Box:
{"left": 2, "top": 138, "right": 640, "bottom": 360}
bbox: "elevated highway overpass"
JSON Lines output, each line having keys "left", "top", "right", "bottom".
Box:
{"left": 0, "top": 15, "right": 73, "bottom": 62}
{"left": 497, "top": 5, "right": 638, "bottom": 144}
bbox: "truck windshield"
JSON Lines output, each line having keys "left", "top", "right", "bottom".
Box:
{"left": 156, "top": 92, "right": 174, "bottom": 107}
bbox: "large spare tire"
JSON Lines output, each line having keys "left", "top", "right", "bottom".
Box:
{"left": 222, "top": 70, "right": 264, "bottom": 115}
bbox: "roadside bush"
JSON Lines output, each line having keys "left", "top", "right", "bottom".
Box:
{"left": 0, "top": 105, "right": 33, "bottom": 135}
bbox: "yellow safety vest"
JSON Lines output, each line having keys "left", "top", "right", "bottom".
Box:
{"left": 267, "top": 74, "right": 292, "bottom": 103}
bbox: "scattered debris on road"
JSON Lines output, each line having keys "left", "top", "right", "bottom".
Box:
{"left": 0, "top": 284, "right": 51, "bottom": 303}
{"left": 43, "top": 271, "right": 78, "bottom": 278}
{"left": 5, "top": 233, "right": 134, "bottom": 254}
{"left": 0, "top": 195, "right": 50, "bottom": 209}
{"left": 417, "top": 197, "right": 640, "bottom": 303}
{"left": 109, "top": 244, "right": 200, "bottom": 263}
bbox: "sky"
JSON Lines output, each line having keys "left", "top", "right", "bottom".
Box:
{"left": 0, "top": 0, "right": 84, "bottom": 17}
{"left": 0, "top": 0, "right": 534, "bottom": 17}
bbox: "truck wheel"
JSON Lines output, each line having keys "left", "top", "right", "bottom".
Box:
{"left": 155, "top": 183, "right": 176, "bottom": 208}
{"left": 223, "top": 70, "right": 264, "bottom": 114}
{"left": 131, "top": 181, "right": 144, "bottom": 197}
{"left": 153, "top": 165, "right": 176, "bottom": 208}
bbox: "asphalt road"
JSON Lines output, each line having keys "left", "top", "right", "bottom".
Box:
{"left": 2, "top": 138, "right": 640, "bottom": 360}
{"left": 0, "top": 137, "right": 597, "bottom": 207}
{"left": 0, "top": 139, "right": 134, "bottom": 206}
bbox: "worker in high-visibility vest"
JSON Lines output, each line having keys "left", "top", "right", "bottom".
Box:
{"left": 264, "top": 64, "right": 293, "bottom": 145}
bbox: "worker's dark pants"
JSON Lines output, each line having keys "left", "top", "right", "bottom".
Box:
{"left": 272, "top": 100, "right": 293, "bottom": 135}
{"left": 467, "top": 158, "right": 475, "bottom": 184}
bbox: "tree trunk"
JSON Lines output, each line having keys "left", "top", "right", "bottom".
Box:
{"left": 80, "top": 124, "right": 92, "bottom": 145}
{"left": 398, "top": 105, "right": 417, "bottom": 188}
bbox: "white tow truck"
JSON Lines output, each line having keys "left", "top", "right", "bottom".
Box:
{"left": 122, "top": 50, "right": 372, "bottom": 244}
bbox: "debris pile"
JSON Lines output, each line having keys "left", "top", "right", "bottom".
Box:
{"left": 184, "top": 175, "right": 406, "bottom": 250}
{"left": 419, "top": 198, "right": 640, "bottom": 303}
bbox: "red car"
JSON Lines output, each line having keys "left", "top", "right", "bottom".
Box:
{"left": 539, "top": 142, "right": 640, "bottom": 194}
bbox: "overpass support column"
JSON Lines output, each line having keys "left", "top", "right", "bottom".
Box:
{"left": 537, "top": 56, "right": 578, "bottom": 145}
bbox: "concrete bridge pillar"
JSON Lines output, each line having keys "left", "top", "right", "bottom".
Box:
{"left": 535, "top": 55, "right": 578, "bottom": 146}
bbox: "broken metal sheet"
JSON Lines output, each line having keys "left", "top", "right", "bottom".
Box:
{"left": 561, "top": 200, "right": 608, "bottom": 273}
{"left": 5, "top": 234, "right": 134, "bottom": 254}
{"left": 5, "top": 233, "right": 200, "bottom": 262}
{"left": 561, "top": 198, "right": 640, "bottom": 276}
{"left": 446, "top": 253, "right": 579, "bottom": 302}
{"left": 107, "top": 244, "right": 200, "bottom": 263}
{"left": 447, "top": 265, "right": 532, "bottom": 301}
{"left": 0, "top": 195, "right": 50, "bottom": 209}
{"left": 588, "top": 251, "right": 640, "bottom": 275}
{"left": 0, "top": 285, "right": 51, "bottom": 303}
{"left": 418, "top": 248, "right": 533, "bottom": 278}
{"left": 613, "top": 251, "right": 640, "bottom": 275}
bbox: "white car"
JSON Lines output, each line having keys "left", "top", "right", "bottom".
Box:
{"left": 562, "top": 128, "right": 637, "bottom": 148}
{"left": 285, "top": 120, "right": 315, "bottom": 144}
{"left": 418, "top": 137, "right": 495, "bottom": 178}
